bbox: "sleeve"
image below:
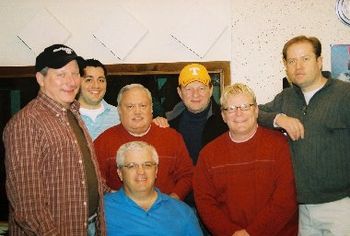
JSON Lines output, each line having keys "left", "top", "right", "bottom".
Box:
{"left": 185, "top": 205, "right": 204, "bottom": 236}
{"left": 246, "top": 137, "right": 298, "bottom": 236}
{"left": 193, "top": 148, "right": 241, "bottom": 235}
{"left": 171, "top": 133, "right": 194, "bottom": 200}
{"left": 258, "top": 92, "right": 285, "bottom": 129}
{"left": 3, "top": 118, "right": 59, "bottom": 235}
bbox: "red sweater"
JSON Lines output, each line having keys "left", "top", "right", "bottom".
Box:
{"left": 94, "top": 124, "right": 193, "bottom": 200}
{"left": 193, "top": 127, "right": 298, "bottom": 236}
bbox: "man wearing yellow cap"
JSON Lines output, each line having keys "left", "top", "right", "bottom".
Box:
{"left": 166, "top": 63, "right": 227, "bottom": 165}
{"left": 166, "top": 63, "right": 227, "bottom": 234}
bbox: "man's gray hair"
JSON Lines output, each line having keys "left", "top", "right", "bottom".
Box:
{"left": 117, "top": 83, "right": 152, "bottom": 106}
{"left": 116, "top": 141, "right": 159, "bottom": 168}
{"left": 39, "top": 67, "right": 49, "bottom": 76}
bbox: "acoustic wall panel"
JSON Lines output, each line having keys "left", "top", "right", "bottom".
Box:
{"left": 17, "top": 8, "right": 71, "bottom": 55}
{"left": 92, "top": 5, "right": 148, "bottom": 60}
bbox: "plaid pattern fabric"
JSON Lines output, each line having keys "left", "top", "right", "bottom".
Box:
{"left": 3, "top": 92, "right": 106, "bottom": 235}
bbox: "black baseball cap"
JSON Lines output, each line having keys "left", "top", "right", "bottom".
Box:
{"left": 35, "top": 44, "right": 85, "bottom": 72}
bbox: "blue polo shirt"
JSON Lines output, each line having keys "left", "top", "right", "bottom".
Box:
{"left": 80, "top": 100, "right": 120, "bottom": 140}
{"left": 104, "top": 188, "right": 203, "bottom": 236}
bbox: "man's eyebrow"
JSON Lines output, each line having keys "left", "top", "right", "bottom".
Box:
{"left": 83, "top": 75, "right": 94, "bottom": 78}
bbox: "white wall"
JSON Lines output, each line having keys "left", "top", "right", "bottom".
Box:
{"left": 0, "top": 0, "right": 349, "bottom": 103}
{"left": 231, "top": 0, "right": 349, "bottom": 103}
{"left": 0, "top": 0, "right": 231, "bottom": 64}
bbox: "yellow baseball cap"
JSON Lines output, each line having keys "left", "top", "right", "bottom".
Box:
{"left": 178, "top": 63, "right": 211, "bottom": 87}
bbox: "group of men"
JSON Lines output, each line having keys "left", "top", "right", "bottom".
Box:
{"left": 3, "top": 35, "right": 350, "bottom": 236}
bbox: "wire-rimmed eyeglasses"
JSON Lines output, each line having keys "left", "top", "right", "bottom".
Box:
{"left": 119, "top": 161, "right": 157, "bottom": 171}
{"left": 221, "top": 104, "right": 255, "bottom": 113}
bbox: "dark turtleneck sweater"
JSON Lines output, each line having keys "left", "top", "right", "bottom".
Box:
{"left": 178, "top": 104, "right": 211, "bottom": 164}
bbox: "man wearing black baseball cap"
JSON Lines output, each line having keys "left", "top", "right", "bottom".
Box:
{"left": 35, "top": 44, "right": 85, "bottom": 72}
{"left": 3, "top": 44, "right": 106, "bottom": 235}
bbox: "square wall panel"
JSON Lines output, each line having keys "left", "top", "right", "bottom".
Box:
{"left": 92, "top": 5, "right": 148, "bottom": 60}
{"left": 17, "top": 8, "right": 71, "bottom": 55}
{"left": 170, "top": 5, "right": 227, "bottom": 59}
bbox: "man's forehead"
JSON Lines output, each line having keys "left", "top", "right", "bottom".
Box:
{"left": 183, "top": 80, "right": 209, "bottom": 88}
{"left": 287, "top": 42, "right": 314, "bottom": 53}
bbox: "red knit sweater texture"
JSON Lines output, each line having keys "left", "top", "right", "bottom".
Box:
{"left": 193, "top": 127, "right": 298, "bottom": 236}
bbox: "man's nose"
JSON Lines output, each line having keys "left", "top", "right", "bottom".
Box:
{"left": 295, "top": 59, "right": 304, "bottom": 69}
{"left": 136, "top": 164, "right": 145, "bottom": 173}
{"left": 192, "top": 88, "right": 200, "bottom": 97}
{"left": 91, "top": 79, "right": 99, "bottom": 88}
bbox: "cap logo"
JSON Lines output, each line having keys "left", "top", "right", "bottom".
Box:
{"left": 53, "top": 47, "right": 73, "bottom": 54}
{"left": 189, "top": 67, "right": 200, "bottom": 76}
{"left": 179, "top": 63, "right": 210, "bottom": 86}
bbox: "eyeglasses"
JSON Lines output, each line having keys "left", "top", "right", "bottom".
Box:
{"left": 221, "top": 104, "right": 255, "bottom": 113}
{"left": 119, "top": 161, "right": 157, "bottom": 171}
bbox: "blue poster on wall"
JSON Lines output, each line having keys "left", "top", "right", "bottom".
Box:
{"left": 331, "top": 44, "right": 350, "bottom": 82}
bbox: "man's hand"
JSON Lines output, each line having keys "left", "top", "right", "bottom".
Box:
{"left": 152, "top": 116, "right": 169, "bottom": 128}
{"left": 275, "top": 114, "right": 304, "bottom": 141}
{"left": 232, "top": 229, "right": 250, "bottom": 236}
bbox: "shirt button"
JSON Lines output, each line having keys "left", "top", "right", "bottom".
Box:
{"left": 66, "top": 122, "right": 69, "bottom": 126}
{"left": 56, "top": 114, "right": 60, "bottom": 117}
{"left": 83, "top": 202, "right": 87, "bottom": 206}
{"left": 82, "top": 181, "right": 85, "bottom": 185}
{"left": 78, "top": 160, "right": 83, "bottom": 164}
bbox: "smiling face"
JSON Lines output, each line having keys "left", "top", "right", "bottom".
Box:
{"left": 177, "top": 81, "right": 213, "bottom": 113}
{"left": 78, "top": 66, "right": 107, "bottom": 109}
{"left": 118, "top": 87, "right": 153, "bottom": 135}
{"left": 36, "top": 60, "right": 81, "bottom": 108}
{"left": 221, "top": 93, "right": 258, "bottom": 141}
{"left": 284, "top": 41, "right": 324, "bottom": 92}
{"left": 117, "top": 147, "right": 158, "bottom": 196}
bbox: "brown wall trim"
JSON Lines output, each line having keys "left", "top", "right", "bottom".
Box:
{"left": 0, "top": 61, "right": 231, "bottom": 85}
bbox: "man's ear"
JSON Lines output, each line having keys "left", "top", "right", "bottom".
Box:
{"left": 317, "top": 56, "right": 323, "bottom": 71}
{"left": 254, "top": 104, "right": 259, "bottom": 119}
{"left": 209, "top": 85, "right": 213, "bottom": 97}
{"left": 221, "top": 110, "right": 228, "bottom": 124}
{"left": 117, "top": 168, "right": 123, "bottom": 181}
{"left": 117, "top": 106, "right": 122, "bottom": 117}
{"left": 36, "top": 72, "right": 44, "bottom": 87}
{"left": 283, "top": 59, "right": 287, "bottom": 67}
{"left": 177, "top": 86, "right": 183, "bottom": 100}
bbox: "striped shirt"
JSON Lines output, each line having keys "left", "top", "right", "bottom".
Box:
{"left": 3, "top": 92, "right": 106, "bottom": 235}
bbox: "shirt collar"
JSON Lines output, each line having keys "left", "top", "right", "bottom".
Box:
{"left": 37, "top": 91, "right": 80, "bottom": 114}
